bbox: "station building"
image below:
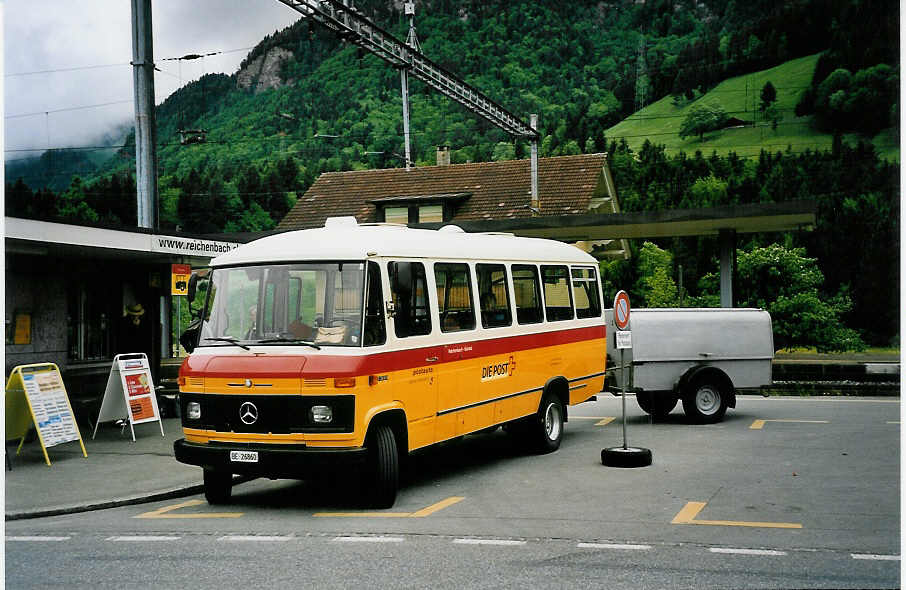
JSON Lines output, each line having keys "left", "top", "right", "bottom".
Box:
{"left": 4, "top": 217, "right": 246, "bottom": 421}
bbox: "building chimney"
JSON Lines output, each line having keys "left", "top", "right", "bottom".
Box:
{"left": 436, "top": 145, "right": 451, "bottom": 166}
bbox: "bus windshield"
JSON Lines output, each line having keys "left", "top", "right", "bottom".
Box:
{"left": 199, "top": 262, "right": 366, "bottom": 348}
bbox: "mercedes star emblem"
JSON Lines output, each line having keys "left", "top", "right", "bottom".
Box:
{"left": 239, "top": 401, "right": 259, "bottom": 425}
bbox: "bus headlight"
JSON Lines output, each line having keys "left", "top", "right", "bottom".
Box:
{"left": 310, "top": 405, "right": 333, "bottom": 424}
{"left": 187, "top": 402, "right": 201, "bottom": 420}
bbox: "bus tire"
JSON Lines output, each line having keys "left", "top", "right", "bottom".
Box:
{"left": 203, "top": 468, "right": 232, "bottom": 505}
{"left": 533, "top": 393, "right": 564, "bottom": 454}
{"left": 366, "top": 425, "right": 399, "bottom": 508}
{"left": 637, "top": 392, "right": 678, "bottom": 417}
{"left": 682, "top": 377, "right": 728, "bottom": 424}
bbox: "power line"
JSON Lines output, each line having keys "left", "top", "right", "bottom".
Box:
{"left": 6, "top": 45, "right": 258, "bottom": 78}
{"left": 5, "top": 100, "right": 134, "bottom": 120}
{"left": 5, "top": 62, "right": 131, "bottom": 77}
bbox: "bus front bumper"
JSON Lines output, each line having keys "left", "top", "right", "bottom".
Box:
{"left": 174, "top": 439, "right": 368, "bottom": 477}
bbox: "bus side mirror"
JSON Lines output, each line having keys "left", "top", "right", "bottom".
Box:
{"left": 180, "top": 318, "right": 201, "bottom": 354}
{"left": 391, "top": 262, "right": 412, "bottom": 295}
{"left": 187, "top": 273, "right": 199, "bottom": 304}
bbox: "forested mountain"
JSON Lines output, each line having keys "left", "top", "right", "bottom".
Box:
{"left": 5, "top": 0, "right": 899, "bottom": 346}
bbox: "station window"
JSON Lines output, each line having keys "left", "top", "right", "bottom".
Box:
{"left": 477, "top": 264, "right": 512, "bottom": 328}
{"left": 389, "top": 261, "right": 432, "bottom": 337}
{"left": 384, "top": 207, "right": 409, "bottom": 224}
{"left": 382, "top": 204, "right": 445, "bottom": 224}
{"left": 512, "top": 265, "right": 543, "bottom": 325}
{"left": 541, "top": 265, "right": 574, "bottom": 322}
{"left": 571, "top": 267, "right": 602, "bottom": 319}
{"left": 67, "top": 281, "right": 115, "bottom": 361}
{"left": 434, "top": 263, "right": 475, "bottom": 333}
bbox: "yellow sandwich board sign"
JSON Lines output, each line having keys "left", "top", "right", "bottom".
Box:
{"left": 5, "top": 363, "right": 87, "bottom": 466}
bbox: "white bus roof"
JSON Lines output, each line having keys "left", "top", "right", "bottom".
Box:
{"left": 211, "top": 217, "right": 596, "bottom": 267}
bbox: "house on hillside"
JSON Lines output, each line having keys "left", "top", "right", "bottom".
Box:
{"left": 277, "top": 150, "right": 629, "bottom": 259}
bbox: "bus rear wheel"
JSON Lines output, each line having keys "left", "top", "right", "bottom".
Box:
{"left": 203, "top": 468, "right": 232, "bottom": 505}
{"left": 365, "top": 425, "right": 399, "bottom": 508}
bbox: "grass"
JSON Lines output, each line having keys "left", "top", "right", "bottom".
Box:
{"left": 605, "top": 53, "right": 899, "bottom": 161}
{"left": 774, "top": 347, "right": 900, "bottom": 361}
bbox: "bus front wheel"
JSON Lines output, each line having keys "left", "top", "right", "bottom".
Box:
{"left": 203, "top": 468, "right": 232, "bottom": 505}
{"left": 533, "top": 393, "right": 564, "bottom": 454}
{"left": 365, "top": 425, "right": 399, "bottom": 508}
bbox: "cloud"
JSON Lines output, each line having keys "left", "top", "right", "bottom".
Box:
{"left": 4, "top": 0, "right": 298, "bottom": 157}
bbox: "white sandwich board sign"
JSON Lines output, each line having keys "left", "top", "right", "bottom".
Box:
{"left": 93, "top": 353, "right": 164, "bottom": 441}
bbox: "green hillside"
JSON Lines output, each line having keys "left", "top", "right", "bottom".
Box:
{"left": 606, "top": 54, "right": 898, "bottom": 161}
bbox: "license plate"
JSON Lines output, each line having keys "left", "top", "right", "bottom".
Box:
{"left": 230, "top": 450, "right": 258, "bottom": 463}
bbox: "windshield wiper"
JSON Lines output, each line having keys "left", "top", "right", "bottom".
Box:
{"left": 202, "top": 337, "right": 250, "bottom": 351}
{"left": 257, "top": 337, "right": 321, "bottom": 350}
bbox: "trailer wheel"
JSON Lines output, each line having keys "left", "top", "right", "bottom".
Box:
{"left": 365, "top": 425, "right": 399, "bottom": 508}
{"left": 203, "top": 468, "right": 232, "bottom": 505}
{"left": 532, "top": 393, "right": 564, "bottom": 454}
{"left": 636, "top": 392, "right": 678, "bottom": 417}
{"left": 682, "top": 377, "right": 728, "bottom": 423}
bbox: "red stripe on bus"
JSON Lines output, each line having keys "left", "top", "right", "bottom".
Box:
{"left": 181, "top": 325, "right": 604, "bottom": 379}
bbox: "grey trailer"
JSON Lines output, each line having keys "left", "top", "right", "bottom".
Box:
{"left": 605, "top": 308, "right": 773, "bottom": 423}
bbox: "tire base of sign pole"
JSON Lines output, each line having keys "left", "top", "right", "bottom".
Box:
{"left": 601, "top": 446, "right": 653, "bottom": 468}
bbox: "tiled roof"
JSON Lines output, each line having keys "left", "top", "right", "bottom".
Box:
{"left": 277, "top": 153, "right": 610, "bottom": 230}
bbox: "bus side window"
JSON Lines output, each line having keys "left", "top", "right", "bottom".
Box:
{"left": 363, "top": 261, "right": 386, "bottom": 346}
{"left": 435, "top": 262, "right": 476, "bottom": 333}
{"left": 389, "top": 261, "right": 432, "bottom": 338}
{"left": 477, "top": 263, "right": 512, "bottom": 328}
{"left": 572, "top": 266, "right": 602, "bottom": 319}
{"left": 512, "top": 264, "right": 543, "bottom": 325}
{"left": 541, "top": 265, "right": 574, "bottom": 321}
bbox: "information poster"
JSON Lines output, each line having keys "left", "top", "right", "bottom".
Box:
{"left": 93, "top": 353, "right": 164, "bottom": 441}
{"left": 21, "top": 366, "right": 81, "bottom": 447}
{"left": 5, "top": 363, "right": 87, "bottom": 466}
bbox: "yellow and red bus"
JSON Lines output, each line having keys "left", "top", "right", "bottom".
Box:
{"left": 175, "top": 217, "right": 606, "bottom": 507}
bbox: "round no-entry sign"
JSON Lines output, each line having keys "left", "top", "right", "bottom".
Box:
{"left": 613, "top": 290, "right": 630, "bottom": 331}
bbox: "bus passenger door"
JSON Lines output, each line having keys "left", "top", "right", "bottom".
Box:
{"left": 388, "top": 260, "right": 438, "bottom": 450}
{"left": 401, "top": 346, "right": 440, "bottom": 450}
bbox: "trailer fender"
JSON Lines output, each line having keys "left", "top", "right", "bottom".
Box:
{"left": 676, "top": 365, "right": 736, "bottom": 408}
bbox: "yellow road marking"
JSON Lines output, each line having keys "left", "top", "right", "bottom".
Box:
{"left": 135, "top": 499, "right": 243, "bottom": 519}
{"left": 887, "top": 421, "right": 900, "bottom": 424}
{"left": 671, "top": 501, "right": 802, "bottom": 529}
{"left": 315, "top": 496, "right": 464, "bottom": 518}
{"left": 750, "top": 419, "right": 829, "bottom": 430}
{"left": 595, "top": 417, "right": 616, "bottom": 426}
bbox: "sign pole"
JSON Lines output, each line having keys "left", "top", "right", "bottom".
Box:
{"left": 621, "top": 347, "right": 628, "bottom": 449}
{"left": 602, "top": 291, "right": 652, "bottom": 468}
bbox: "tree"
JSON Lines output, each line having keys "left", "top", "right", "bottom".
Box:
{"left": 699, "top": 244, "right": 865, "bottom": 352}
{"left": 634, "top": 242, "right": 679, "bottom": 307}
{"left": 759, "top": 81, "right": 777, "bottom": 113}
{"left": 491, "top": 142, "right": 516, "bottom": 161}
{"left": 686, "top": 174, "right": 728, "bottom": 208}
{"left": 57, "top": 176, "right": 99, "bottom": 224}
{"left": 679, "top": 101, "right": 728, "bottom": 141}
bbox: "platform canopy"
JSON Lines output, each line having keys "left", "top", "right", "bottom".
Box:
{"left": 417, "top": 200, "right": 816, "bottom": 242}
{"left": 418, "top": 200, "right": 816, "bottom": 308}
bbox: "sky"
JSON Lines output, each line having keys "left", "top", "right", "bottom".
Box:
{"left": 4, "top": 0, "right": 302, "bottom": 162}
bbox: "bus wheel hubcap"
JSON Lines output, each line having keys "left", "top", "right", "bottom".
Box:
{"left": 545, "top": 403, "right": 562, "bottom": 440}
